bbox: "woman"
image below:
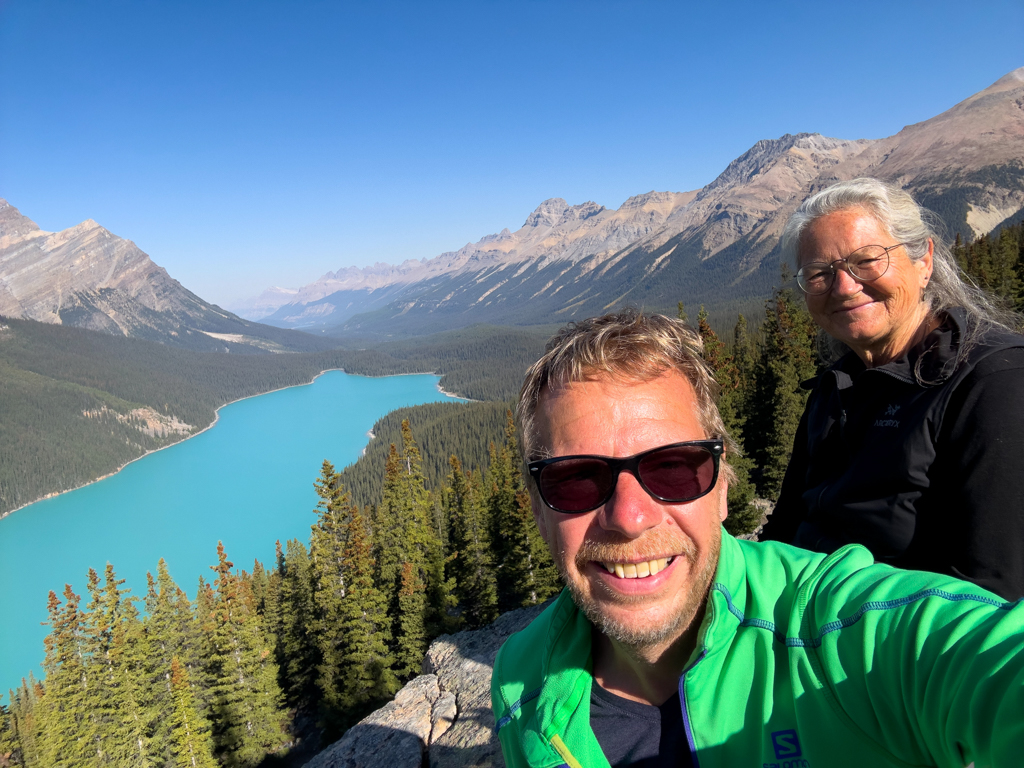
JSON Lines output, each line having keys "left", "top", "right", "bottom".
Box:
{"left": 760, "top": 178, "right": 1024, "bottom": 601}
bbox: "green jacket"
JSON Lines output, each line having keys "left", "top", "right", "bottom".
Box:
{"left": 491, "top": 532, "right": 1024, "bottom": 768}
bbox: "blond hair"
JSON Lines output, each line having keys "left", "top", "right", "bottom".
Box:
{"left": 516, "top": 307, "right": 736, "bottom": 483}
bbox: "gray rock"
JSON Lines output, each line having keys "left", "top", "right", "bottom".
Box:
{"left": 305, "top": 603, "right": 548, "bottom": 768}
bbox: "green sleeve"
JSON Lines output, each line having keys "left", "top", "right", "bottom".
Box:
{"left": 805, "top": 557, "right": 1024, "bottom": 768}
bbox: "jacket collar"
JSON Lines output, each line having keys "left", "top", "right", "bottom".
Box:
{"left": 525, "top": 529, "right": 746, "bottom": 726}
{"left": 831, "top": 308, "right": 964, "bottom": 386}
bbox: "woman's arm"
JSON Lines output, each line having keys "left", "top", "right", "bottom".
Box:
{"left": 924, "top": 348, "right": 1024, "bottom": 601}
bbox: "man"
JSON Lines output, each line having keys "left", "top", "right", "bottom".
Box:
{"left": 491, "top": 308, "right": 1023, "bottom": 768}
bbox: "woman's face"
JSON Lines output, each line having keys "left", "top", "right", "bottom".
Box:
{"left": 798, "top": 208, "right": 933, "bottom": 365}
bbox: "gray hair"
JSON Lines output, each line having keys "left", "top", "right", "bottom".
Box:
{"left": 516, "top": 307, "right": 737, "bottom": 485}
{"left": 781, "top": 177, "right": 1022, "bottom": 362}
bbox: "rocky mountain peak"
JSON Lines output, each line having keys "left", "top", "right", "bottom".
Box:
{"left": 522, "top": 198, "right": 568, "bottom": 228}
{"left": 621, "top": 191, "right": 678, "bottom": 209}
{"left": 559, "top": 200, "right": 605, "bottom": 224}
{"left": 704, "top": 133, "right": 820, "bottom": 191}
{"left": 477, "top": 227, "right": 514, "bottom": 245}
{"left": 0, "top": 198, "right": 42, "bottom": 241}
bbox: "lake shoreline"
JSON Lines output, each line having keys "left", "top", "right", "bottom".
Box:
{"left": 0, "top": 369, "right": 463, "bottom": 522}
{"left": 1, "top": 367, "right": 462, "bottom": 699}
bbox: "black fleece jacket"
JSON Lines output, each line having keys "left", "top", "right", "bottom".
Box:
{"left": 762, "top": 309, "right": 1024, "bottom": 601}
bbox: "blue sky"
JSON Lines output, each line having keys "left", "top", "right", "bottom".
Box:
{"left": 1, "top": 0, "right": 1022, "bottom": 307}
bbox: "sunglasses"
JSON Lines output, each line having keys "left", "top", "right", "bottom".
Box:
{"left": 527, "top": 439, "right": 724, "bottom": 514}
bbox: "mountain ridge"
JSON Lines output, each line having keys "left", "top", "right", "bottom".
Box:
{"left": 0, "top": 200, "right": 337, "bottom": 352}
{"left": 243, "top": 69, "right": 1024, "bottom": 336}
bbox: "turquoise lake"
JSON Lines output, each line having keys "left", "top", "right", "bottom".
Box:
{"left": 0, "top": 371, "right": 461, "bottom": 700}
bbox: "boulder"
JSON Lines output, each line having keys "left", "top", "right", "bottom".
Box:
{"left": 304, "top": 603, "right": 547, "bottom": 768}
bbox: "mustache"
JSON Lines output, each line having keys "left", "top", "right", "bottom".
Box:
{"left": 574, "top": 528, "right": 696, "bottom": 570}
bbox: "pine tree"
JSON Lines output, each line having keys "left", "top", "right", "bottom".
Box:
{"left": 373, "top": 444, "right": 410, "bottom": 616}
{"left": 168, "top": 658, "right": 216, "bottom": 768}
{"left": 36, "top": 585, "right": 92, "bottom": 768}
{"left": 373, "top": 422, "right": 451, "bottom": 673}
{"left": 262, "top": 543, "right": 284, "bottom": 650}
{"left": 732, "top": 314, "right": 754, "bottom": 392}
{"left": 8, "top": 677, "right": 43, "bottom": 768}
{"left": 696, "top": 307, "right": 759, "bottom": 534}
{"left": 84, "top": 564, "right": 150, "bottom": 768}
{"left": 308, "top": 462, "right": 352, "bottom": 726}
{"left": 445, "top": 457, "right": 498, "bottom": 628}
{"left": 0, "top": 701, "right": 21, "bottom": 768}
{"left": 394, "top": 563, "right": 427, "bottom": 679}
{"left": 331, "top": 505, "right": 396, "bottom": 734}
{"left": 277, "top": 539, "right": 319, "bottom": 708}
{"left": 142, "top": 560, "right": 205, "bottom": 767}
{"left": 992, "top": 228, "right": 1023, "bottom": 307}
{"left": 489, "top": 413, "right": 561, "bottom": 610}
{"left": 746, "top": 282, "right": 819, "bottom": 500}
{"left": 203, "top": 542, "right": 287, "bottom": 767}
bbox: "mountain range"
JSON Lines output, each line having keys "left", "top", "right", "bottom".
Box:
{"left": 2, "top": 69, "right": 1022, "bottom": 344}
{"left": 238, "top": 68, "right": 1024, "bottom": 337}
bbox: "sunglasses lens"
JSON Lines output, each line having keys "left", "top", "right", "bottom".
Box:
{"left": 535, "top": 442, "right": 719, "bottom": 512}
{"left": 638, "top": 444, "right": 716, "bottom": 501}
{"left": 538, "top": 457, "right": 614, "bottom": 513}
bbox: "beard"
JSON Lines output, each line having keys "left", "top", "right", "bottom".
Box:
{"left": 555, "top": 525, "right": 721, "bottom": 652}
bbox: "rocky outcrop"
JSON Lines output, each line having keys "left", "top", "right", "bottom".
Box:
{"left": 303, "top": 603, "right": 547, "bottom": 768}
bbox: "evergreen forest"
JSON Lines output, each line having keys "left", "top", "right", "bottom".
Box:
{"left": 2, "top": 222, "right": 1021, "bottom": 767}
{"left": 0, "top": 321, "right": 548, "bottom": 516}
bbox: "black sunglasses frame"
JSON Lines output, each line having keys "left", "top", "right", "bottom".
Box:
{"left": 527, "top": 439, "right": 724, "bottom": 514}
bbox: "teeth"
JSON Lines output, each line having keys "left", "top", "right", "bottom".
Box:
{"left": 600, "top": 557, "right": 672, "bottom": 579}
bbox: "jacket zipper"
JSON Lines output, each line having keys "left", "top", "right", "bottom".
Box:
{"left": 678, "top": 648, "right": 707, "bottom": 768}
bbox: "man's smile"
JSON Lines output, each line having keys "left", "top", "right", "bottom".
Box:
{"left": 597, "top": 557, "right": 673, "bottom": 578}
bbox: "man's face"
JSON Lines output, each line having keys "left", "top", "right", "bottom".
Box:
{"left": 532, "top": 371, "right": 727, "bottom": 652}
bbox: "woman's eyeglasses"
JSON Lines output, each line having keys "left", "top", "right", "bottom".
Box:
{"left": 796, "top": 243, "right": 909, "bottom": 295}
{"left": 527, "top": 440, "right": 723, "bottom": 514}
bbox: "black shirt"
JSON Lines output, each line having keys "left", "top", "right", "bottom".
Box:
{"left": 590, "top": 683, "right": 691, "bottom": 767}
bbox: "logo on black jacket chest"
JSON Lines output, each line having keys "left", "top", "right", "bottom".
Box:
{"left": 873, "top": 403, "right": 901, "bottom": 428}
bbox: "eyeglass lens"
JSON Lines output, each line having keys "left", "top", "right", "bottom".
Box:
{"left": 536, "top": 443, "right": 717, "bottom": 513}
{"left": 798, "top": 244, "right": 891, "bottom": 294}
